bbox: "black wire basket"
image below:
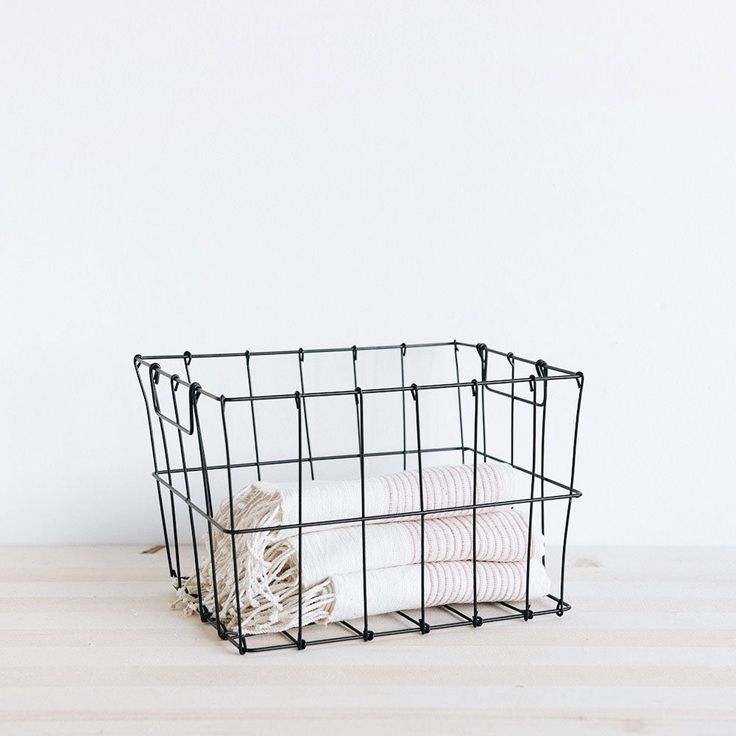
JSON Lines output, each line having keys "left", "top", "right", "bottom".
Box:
{"left": 134, "top": 340, "right": 584, "bottom": 654}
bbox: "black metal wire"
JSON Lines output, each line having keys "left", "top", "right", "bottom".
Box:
{"left": 355, "top": 388, "right": 372, "bottom": 641}
{"left": 508, "top": 353, "right": 515, "bottom": 466}
{"left": 471, "top": 379, "right": 480, "bottom": 626}
{"left": 220, "top": 397, "right": 245, "bottom": 653}
{"left": 536, "top": 360, "right": 549, "bottom": 568}
{"left": 133, "top": 357, "right": 175, "bottom": 581}
{"left": 352, "top": 346, "right": 361, "bottom": 456}
{"left": 244, "top": 351, "right": 262, "bottom": 482}
{"left": 476, "top": 344, "right": 488, "bottom": 463}
{"left": 296, "top": 391, "right": 306, "bottom": 650}
{"left": 192, "top": 389, "right": 224, "bottom": 639}
{"left": 400, "top": 343, "right": 407, "bottom": 470}
{"left": 152, "top": 470, "right": 581, "bottom": 536}
{"left": 410, "top": 383, "right": 429, "bottom": 635}
{"left": 558, "top": 372, "right": 584, "bottom": 615}
{"left": 453, "top": 340, "right": 465, "bottom": 465}
{"left": 133, "top": 340, "right": 584, "bottom": 654}
{"left": 170, "top": 373, "right": 203, "bottom": 618}
{"left": 148, "top": 365, "right": 181, "bottom": 585}
{"left": 135, "top": 359, "right": 578, "bottom": 404}
{"left": 298, "top": 349, "right": 315, "bottom": 481}
{"left": 138, "top": 340, "right": 579, "bottom": 377}
{"left": 524, "top": 376, "right": 537, "bottom": 620}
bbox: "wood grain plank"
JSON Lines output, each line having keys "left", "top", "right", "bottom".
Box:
{"left": 0, "top": 545, "right": 733, "bottom": 735}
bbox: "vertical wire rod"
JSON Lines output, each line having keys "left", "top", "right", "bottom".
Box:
{"left": 536, "top": 360, "right": 549, "bottom": 568}
{"left": 400, "top": 343, "right": 407, "bottom": 470}
{"left": 193, "top": 392, "right": 224, "bottom": 638}
{"left": 356, "top": 388, "right": 372, "bottom": 640}
{"left": 477, "top": 344, "right": 488, "bottom": 462}
{"left": 220, "top": 397, "right": 245, "bottom": 653}
{"left": 454, "top": 341, "right": 465, "bottom": 465}
{"left": 298, "top": 349, "right": 315, "bottom": 481}
{"left": 149, "top": 366, "right": 181, "bottom": 585}
{"left": 170, "top": 375, "right": 204, "bottom": 618}
{"left": 411, "top": 384, "right": 429, "bottom": 634}
{"left": 133, "top": 359, "right": 174, "bottom": 582}
{"left": 179, "top": 355, "right": 204, "bottom": 614}
{"left": 558, "top": 373, "right": 585, "bottom": 614}
{"left": 351, "top": 345, "right": 361, "bottom": 451}
{"left": 471, "top": 379, "right": 480, "bottom": 626}
{"left": 524, "top": 376, "right": 538, "bottom": 620}
{"left": 244, "top": 351, "right": 262, "bottom": 482}
{"left": 295, "top": 391, "right": 306, "bottom": 650}
{"left": 507, "top": 353, "right": 515, "bottom": 466}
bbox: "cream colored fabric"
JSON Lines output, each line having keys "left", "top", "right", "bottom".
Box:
{"left": 330, "top": 559, "right": 549, "bottom": 622}
{"left": 297, "top": 509, "right": 543, "bottom": 588}
{"left": 178, "top": 461, "right": 548, "bottom": 634}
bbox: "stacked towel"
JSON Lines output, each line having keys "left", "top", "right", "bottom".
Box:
{"left": 179, "top": 460, "right": 549, "bottom": 634}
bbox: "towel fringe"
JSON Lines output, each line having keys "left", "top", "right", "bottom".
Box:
{"left": 175, "top": 487, "right": 336, "bottom": 634}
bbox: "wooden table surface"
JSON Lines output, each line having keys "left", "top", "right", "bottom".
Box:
{"left": 1, "top": 545, "right": 734, "bottom": 735}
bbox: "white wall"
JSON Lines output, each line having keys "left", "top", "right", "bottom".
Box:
{"left": 1, "top": 1, "right": 734, "bottom": 546}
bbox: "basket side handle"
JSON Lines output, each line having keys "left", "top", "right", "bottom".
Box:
{"left": 148, "top": 363, "right": 199, "bottom": 435}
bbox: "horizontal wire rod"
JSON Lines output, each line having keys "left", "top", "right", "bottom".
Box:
{"left": 159, "top": 445, "right": 579, "bottom": 497}
{"left": 136, "top": 358, "right": 581, "bottom": 405}
{"left": 452, "top": 342, "right": 579, "bottom": 376}
{"left": 163, "top": 444, "right": 461, "bottom": 475}
{"left": 137, "top": 339, "right": 581, "bottom": 376}
{"left": 229, "top": 372, "right": 579, "bottom": 403}
{"left": 139, "top": 341, "right": 455, "bottom": 361}
{"left": 212, "top": 601, "right": 572, "bottom": 652}
{"left": 140, "top": 339, "right": 575, "bottom": 374}
{"left": 152, "top": 471, "right": 581, "bottom": 536}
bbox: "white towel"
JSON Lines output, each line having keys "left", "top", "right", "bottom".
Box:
{"left": 330, "top": 559, "right": 550, "bottom": 622}
{"left": 181, "top": 461, "right": 547, "bottom": 634}
{"left": 241, "top": 461, "right": 523, "bottom": 535}
{"left": 297, "top": 509, "right": 544, "bottom": 588}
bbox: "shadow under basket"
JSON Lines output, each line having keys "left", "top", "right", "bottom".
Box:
{"left": 133, "top": 340, "right": 584, "bottom": 654}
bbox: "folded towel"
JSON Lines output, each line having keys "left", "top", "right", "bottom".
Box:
{"left": 296, "top": 509, "right": 544, "bottom": 588}
{"left": 180, "top": 461, "right": 547, "bottom": 634}
{"left": 329, "top": 559, "right": 550, "bottom": 622}
{"left": 239, "top": 461, "right": 523, "bottom": 536}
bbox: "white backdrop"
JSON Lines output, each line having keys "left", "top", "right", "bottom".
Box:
{"left": 1, "top": 1, "right": 734, "bottom": 546}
